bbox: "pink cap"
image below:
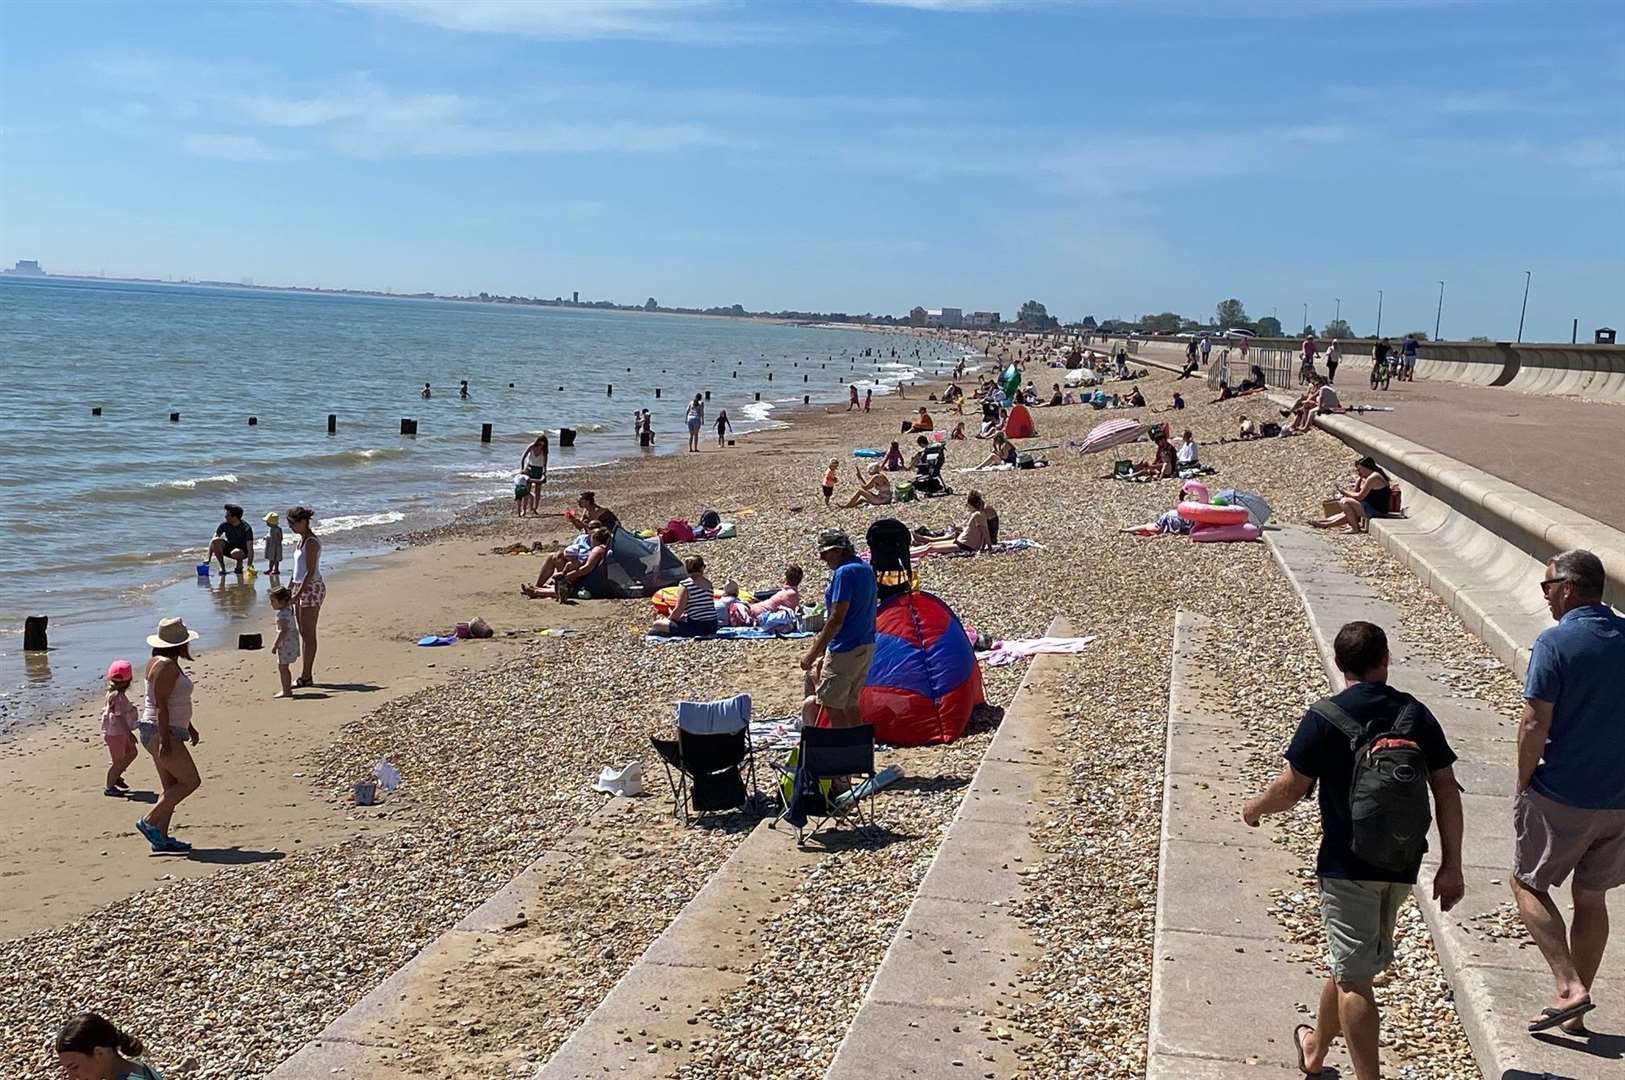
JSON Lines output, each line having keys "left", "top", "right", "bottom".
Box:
{"left": 107, "top": 659, "right": 134, "bottom": 682}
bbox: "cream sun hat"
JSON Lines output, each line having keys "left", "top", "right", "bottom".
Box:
{"left": 146, "top": 616, "right": 201, "bottom": 649}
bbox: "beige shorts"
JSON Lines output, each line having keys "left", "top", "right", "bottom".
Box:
{"left": 1514, "top": 788, "right": 1625, "bottom": 893}
{"left": 816, "top": 645, "right": 874, "bottom": 714}
{"left": 1320, "top": 877, "right": 1408, "bottom": 985}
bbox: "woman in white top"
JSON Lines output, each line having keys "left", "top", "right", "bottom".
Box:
{"left": 1177, "top": 429, "right": 1200, "bottom": 468}
{"left": 287, "top": 506, "right": 324, "bottom": 688}
{"left": 136, "top": 617, "right": 202, "bottom": 853}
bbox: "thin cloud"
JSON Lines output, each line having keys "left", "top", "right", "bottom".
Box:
{"left": 181, "top": 133, "right": 298, "bottom": 162}
{"left": 342, "top": 0, "right": 742, "bottom": 41}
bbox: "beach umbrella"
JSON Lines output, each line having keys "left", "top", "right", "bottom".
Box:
{"left": 1217, "top": 488, "right": 1272, "bottom": 526}
{"left": 1077, "top": 417, "right": 1144, "bottom": 455}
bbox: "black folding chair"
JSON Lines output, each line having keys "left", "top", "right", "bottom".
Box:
{"left": 650, "top": 695, "right": 761, "bottom": 824}
{"left": 777, "top": 724, "right": 879, "bottom": 846}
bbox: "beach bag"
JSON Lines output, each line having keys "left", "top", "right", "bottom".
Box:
{"left": 1387, "top": 482, "right": 1403, "bottom": 514}
{"left": 698, "top": 508, "right": 722, "bottom": 530}
{"left": 1310, "top": 695, "right": 1433, "bottom": 873}
{"left": 1113, "top": 459, "right": 1133, "bottom": 478}
{"left": 1017, "top": 453, "right": 1036, "bottom": 469}
{"left": 894, "top": 480, "right": 915, "bottom": 503}
{"left": 718, "top": 522, "right": 737, "bottom": 539}
{"left": 798, "top": 605, "right": 826, "bottom": 633}
{"left": 659, "top": 518, "right": 695, "bottom": 544}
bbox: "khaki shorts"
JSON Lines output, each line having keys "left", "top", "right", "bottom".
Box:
{"left": 816, "top": 645, "right": 874, "bottom": 714}
{"left": 1320, "top": 877, "right": 1408, "bottom": 984}
{"left": 1514, "top": 788, "right": 1625, "bottom": 893}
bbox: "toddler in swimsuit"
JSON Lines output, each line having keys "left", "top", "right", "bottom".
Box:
{"left": 821, "top": 459, "right": 839, "bottom": 507}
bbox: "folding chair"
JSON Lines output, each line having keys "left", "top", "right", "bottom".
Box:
{"left": 776, "top": 724, "right": 880, "bottom": 846}
{"left": 650, "top": 695, "right": 760, "bottom": 824}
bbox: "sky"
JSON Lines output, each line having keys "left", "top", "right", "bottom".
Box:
{"left": 1, "top": 0, "right": 1621, "bottom": 341}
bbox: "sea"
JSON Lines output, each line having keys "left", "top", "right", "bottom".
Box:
{"left": 0, "top": 275, "right": 969, "bottom": 726}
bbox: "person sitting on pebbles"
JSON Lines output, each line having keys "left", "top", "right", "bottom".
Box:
{"left": 1132, "top": 427, "right": 1179, "bottom": 480}
{"left": 842, "top": 463, "right": 893, "bottom": 508}
{"left": 524, "top": 527, "right": 612, "bottom": 600}
{"left": 649, "top": 555, "right": 720, "bottom": 637}
{"left": 977, "top": 432, "right": 1019, "bottom": 468}
{"left": 911, "top": 490, "right": 999, "bottom": 558}
{"left": 908, "top": 406, "right": 934, "bottom": 433}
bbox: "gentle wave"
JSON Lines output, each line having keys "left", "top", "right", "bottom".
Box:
{"left": 147, "top": 473, "right": 240, "bottom": 491}
{"left": 319, "top": 511, "right": 407, "bottom": 533}
{"left": 739, "top": 401, "right": 776, "bottom": 422}
{"left": 282, "top": 446, "right": 410, "bottom": 468}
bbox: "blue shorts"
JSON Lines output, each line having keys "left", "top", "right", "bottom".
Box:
{"left": 670, "top": 619, "right": 718, "bottom": 638}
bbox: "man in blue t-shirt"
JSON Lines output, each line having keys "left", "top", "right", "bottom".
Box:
{"left": 1514, "top": 548, "right": 1625, "bottom": 1036}
{"left": 799, "top": 529, "right": 876, "bottom": 728}
{"left": 1242, "top": 621, "right": 1463, "bottom": 1079}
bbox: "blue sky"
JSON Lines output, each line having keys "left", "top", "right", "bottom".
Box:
{"left": 2, "top": 0, "right": 1620, "bottom": 340}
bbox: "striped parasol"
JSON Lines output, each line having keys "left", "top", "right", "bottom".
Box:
{"left": 1077, "top": 417, "right": 1144, "bottom": 455}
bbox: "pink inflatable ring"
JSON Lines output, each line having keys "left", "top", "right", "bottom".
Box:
{"left": 1176, "top": 501, "right": 1250, "bottom": 526}
{"left": 1191, "top": 522, "right": 1262, "bottom": 543}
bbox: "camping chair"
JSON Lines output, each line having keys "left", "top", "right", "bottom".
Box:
{"left": 913, "top": 444, "right": 951, "bottom": 498}
{"left": 650, "top": 694, "right": 761, "bottom": 824}
{"left": 775, "top": 724, "right": 880, "bottom": 846}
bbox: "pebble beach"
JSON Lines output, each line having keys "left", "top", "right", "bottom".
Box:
{"left": 0, "top": 332, "right": 1494, "bottom": 1078}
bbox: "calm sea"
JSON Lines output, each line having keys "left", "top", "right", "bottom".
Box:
{"left": 0, "top": 276, "right": 965, "bottom": 724}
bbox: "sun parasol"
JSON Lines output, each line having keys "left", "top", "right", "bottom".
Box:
{"left": 1076, "top": 417, "right": 1144, "bottom": 455}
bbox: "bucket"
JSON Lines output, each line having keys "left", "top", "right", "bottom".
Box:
{"left": 353, "top": 780, "right": 377, "bottom": 806}
{"left": 196, "top": 563, "right": 210, "bottom": 577}
{"left": 245, "top": 566, "right": 258, "bottom": 581}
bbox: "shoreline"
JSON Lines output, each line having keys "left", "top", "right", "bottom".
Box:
{"left": 0, "top": 321, "right": 974, "bottom": 728}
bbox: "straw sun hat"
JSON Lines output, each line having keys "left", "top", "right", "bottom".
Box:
{"left": 146, "top": 617, "right": 201, "bottom": 649}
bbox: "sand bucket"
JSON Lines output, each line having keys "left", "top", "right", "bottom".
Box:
{"left": 196, "top": 563, "right": 210, "bottom": 577}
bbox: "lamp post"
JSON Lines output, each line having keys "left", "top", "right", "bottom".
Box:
{"left": 1517, "top": 270, "right": 1531, "bottom": 343}
{"left": 1335, "top": 297, "right": 1341, "bottom": 326}
{"left": 1435, "top": 281, "right": 1444, "bottom": 340}
{"left": 1302, "top": 302, "right": 1309, "bottom": 336}
{"left": 1376, "top": 290, "right": 1383, "bottom": 338}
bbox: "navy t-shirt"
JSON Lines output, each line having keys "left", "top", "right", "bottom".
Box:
{"left": 215, "top": 519, "right": 253, "bottom": 554}
{"left": 824, "top": 558, "right": 877, "bottom": 652}
{"left": 1525, "top": 605, "right": 1625, "bottom": 809}
{"left": 1284, "top": 681, "right": 1456, "bottom": 883}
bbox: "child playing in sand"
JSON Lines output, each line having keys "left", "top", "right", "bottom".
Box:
{"left": 262, "top": 511, "right": 284, "bottom": 575}
{"left": 101, "top": 659, "right": 138, "bottom": 796}
{"left": 513, "top": 473, "right": 529, "bottom": 516}
{"left": 821, "top": 459, "right": 839, "bottom": 507}
{"left": 270, "top": 587, "right": 299, "bottom": 698}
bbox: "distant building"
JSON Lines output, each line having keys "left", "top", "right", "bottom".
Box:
{"left": 964, "top": 311, "right": 1000, "bottom": 328}
{"left": 925, "top": 307, "right": 963, "bottom": 329}
{"left": 908, "top": 306, "right": 927, "bottom": 327}
{"left": 3, "top": 259, "right": 44, "bottom": 276}
{"left": 572, "top": 290, "right": 579, "bottom": 304}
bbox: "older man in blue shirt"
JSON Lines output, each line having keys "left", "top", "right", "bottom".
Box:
{"left": 1514, "top": 548, "right": 1625, "bottom": 1035}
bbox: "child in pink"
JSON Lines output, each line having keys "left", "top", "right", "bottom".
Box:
{"left": 101, "top": 659, "right": 139, "bottom": 796}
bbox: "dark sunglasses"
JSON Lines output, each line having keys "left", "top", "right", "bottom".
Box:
{"left": 1539, "top": 577, "right": 1570, "bottom": 595}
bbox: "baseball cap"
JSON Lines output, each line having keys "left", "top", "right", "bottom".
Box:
{"left": 106, "top": 659, "right": 133, "bottom": 682}
{"left": 817, "top": 529, "right": 853, "bottom": 554}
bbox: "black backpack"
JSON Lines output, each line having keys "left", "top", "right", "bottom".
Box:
{"left": 1310, "top": 695, "right": 1433, "bottom": 873}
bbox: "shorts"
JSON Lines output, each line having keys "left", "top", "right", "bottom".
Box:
{"left": 821, "top": 485, "right": 834, "bottom": 499}
{"left": 1514, "top": 788, "right": 1625, "bottom": 892}
{"left": 669, "top": 619, "right": 718, "bottom": 638}
{"left": 1320, "top": 877, "right": 1408, "bottom": 984}
{"left": 687, "top": 418, "right": 702, "bottom": 432}
{"left": 526, "top": 465, "right": 545, "bottom": 480}
{"left": 137, "top": 721, "right": 190, "bottom": 756}
{"left": 105, "top": 730, "right": 137, "bottom": 755}
{"left": 294, "top": 577, "right": 326, "bottom": 608}
{"left": 817, "top": 644, "right": 875, "bottom": 713}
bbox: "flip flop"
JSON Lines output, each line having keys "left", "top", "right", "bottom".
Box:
{"left": 1529, "top": 999, "right": 1594, "bottom": 1033}
{"left": 1293, "top": 1024, "right": 1321, "bottom": 1076}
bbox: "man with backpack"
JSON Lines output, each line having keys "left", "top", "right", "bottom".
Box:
{"left": 1242, "top": 621, "right": 1465, "bottom": 1080}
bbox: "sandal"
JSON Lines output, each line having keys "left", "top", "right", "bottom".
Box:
{"left": 1529, "top": 999, "right": 1594, "bottom": 1033}
{"left": 1293, "top": 1024, "right": 1321, "bottom": 1076}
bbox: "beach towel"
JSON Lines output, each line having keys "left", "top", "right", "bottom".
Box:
{"left": 917, "top": 538, "right": 1041, "bottom": 559}
{"left": 749, "top": 714, "right": 804, "bottom": 752}
{"left": 416, "top": 634, "right": 458, "bottom": 647}
{"left": 645, "top": 626, "right": 813, "bottom": 644}
{"left": 977, "top": 635, "right": 1097, "bottom": 668}
{"left": 676, "top": 694, "right": 751, "bottom": 734}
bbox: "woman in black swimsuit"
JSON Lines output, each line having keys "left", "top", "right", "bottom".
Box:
{"left": 1310, "top": 456, "right": 1391, "bottom": 533}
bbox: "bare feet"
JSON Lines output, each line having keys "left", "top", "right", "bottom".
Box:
{"left": 274, "top": 690, "right": 292, "bottom": 699}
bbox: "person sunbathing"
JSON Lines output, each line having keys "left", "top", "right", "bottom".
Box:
{"left": 910, "top": 491, "right": 997, "bottom": 557}
{"left": 523, "top": 527, "right": 611, "bottom": 599}
{"left": 1132, "top": 428, "right": 1179, "bottom": 480}
{"left": 748, "top": 565, "right": 803, "bottom": 618}
{"left": 842, "top": 463, "right": 893, "bottom": 507}
{"left": 1045, "top": 382, "right": 1064, "bottom": 407}
{"left": 977, "top": 432, "right": 1018, "bottom": 468}
{"left": 908, "top": 407, "right": 935, "bottom": 432}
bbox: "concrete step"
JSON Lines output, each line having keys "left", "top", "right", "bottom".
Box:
{"left": 1146, "top": 611, "right": 1350, "bottom": 1078}
{"left": 534, "top": 815, "right": 822, "bottom": 1078}
{"left": 825, "top": 616, "right": 1082, "bottom": 1079}
{"left": 1267, "top": 524, "right": 1622, "bottom": 1080}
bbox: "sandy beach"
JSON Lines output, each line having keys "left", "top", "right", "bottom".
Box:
{"left": 0, "top": 333, "right": 1483, "bottom": 1077}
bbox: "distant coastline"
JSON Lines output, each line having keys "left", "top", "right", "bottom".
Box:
{"left": 0, "top": 267, "right": 900, "bottom": 329}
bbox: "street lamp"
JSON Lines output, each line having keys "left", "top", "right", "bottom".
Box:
{"left": 1376, "top": 290, "right": 1383, "bottom": 338}
{"left": 1517, "top": 270, "right": 1531, "bottom": 343}
{"left": 1435, "top": 281, "right": 1444, "bottom": 340}
{"left": 1302, "top": 303, "right": 1308, "bottom": 335}
{"left": 1335, "top": 297, "right": 1341, "bottom": 326}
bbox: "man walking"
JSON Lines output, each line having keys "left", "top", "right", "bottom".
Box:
{"left": 1243, "top": 621, "right": 1464, "bottom": 1079}
{"left": 1400, "top": 334, "right": 1419, "bottom": 381}
{"left": 1199, "top": 333, "right": 1212, "bottom": 366}
{"left": 1514, "top": 548, "right": 1625, "bottom": 1035}
{"left": 800, "top": 530, "right": 877, "bottom": 728}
